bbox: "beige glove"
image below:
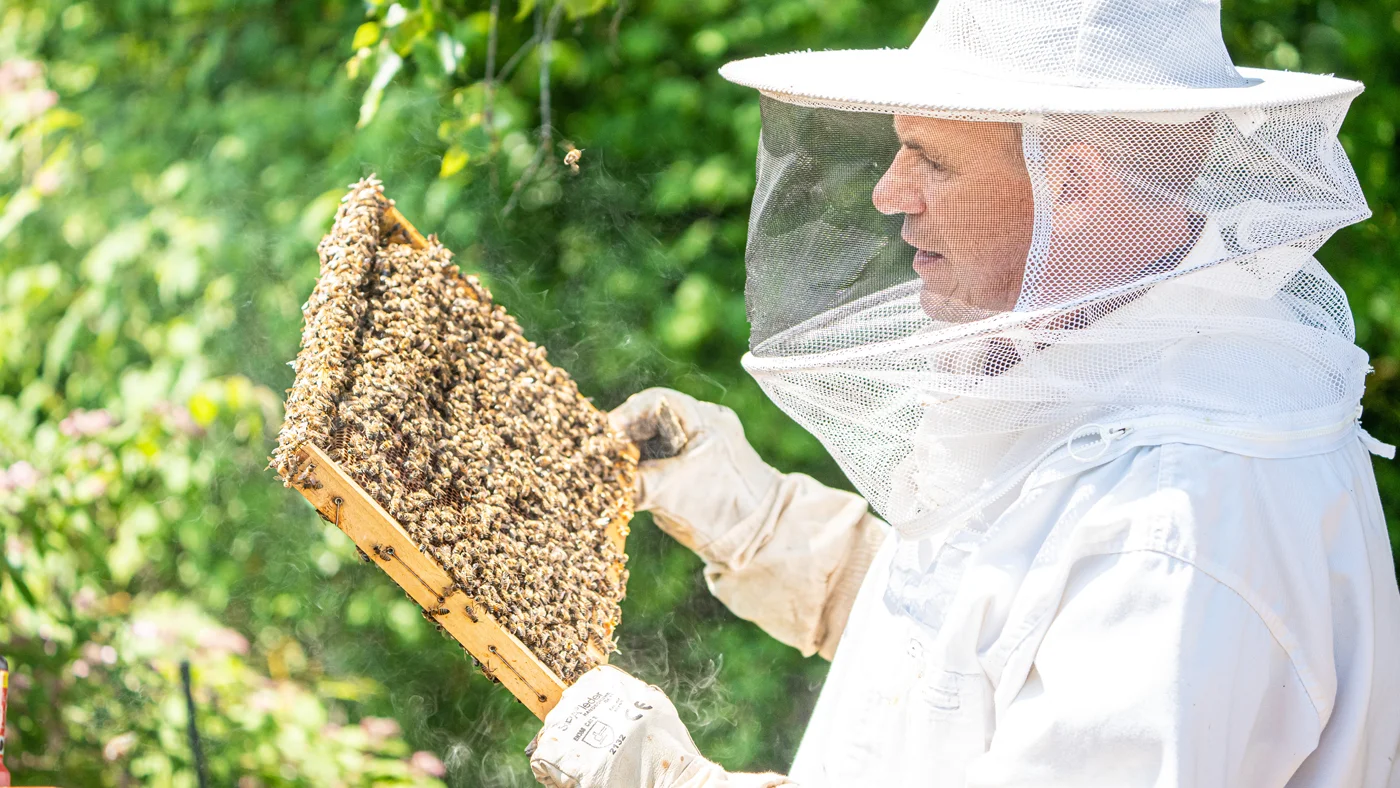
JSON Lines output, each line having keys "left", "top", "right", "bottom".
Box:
{"left": 611, "top": 388, "right": 781, "bottom": 555}
{"left": 528, "top": 665, "right": 795, "bottom": 788}
{"left": 611, "top": 389, "right": 889, "bottom": 660}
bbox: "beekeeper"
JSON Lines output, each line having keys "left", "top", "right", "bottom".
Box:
{"left": 528, "top": 0, "right": 1400, "bottom": 785}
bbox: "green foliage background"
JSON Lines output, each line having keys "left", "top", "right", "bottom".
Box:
{"left": 1, "top": 0, "right": 1396, "bottom": 785}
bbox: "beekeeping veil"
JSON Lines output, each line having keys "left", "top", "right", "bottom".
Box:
{"left": 720, "top": 0, "right": 1372, "bottom": 538}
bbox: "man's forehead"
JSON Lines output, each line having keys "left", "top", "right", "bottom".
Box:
{"left": 892, "top": 115, "right": 1022, "bottom": 156}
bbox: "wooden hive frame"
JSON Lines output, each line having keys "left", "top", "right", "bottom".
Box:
{"left": 287, "top": 206, "right": 628, "bottom": 721}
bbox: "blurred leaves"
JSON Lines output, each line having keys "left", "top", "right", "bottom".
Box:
{"left": 0, "top": 2, "right": 455, "bottom": 784}
{"left": 2, "top": 0, "right": 1399, "bottom": 786}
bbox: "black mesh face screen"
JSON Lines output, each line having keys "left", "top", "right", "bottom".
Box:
{"left": 745, "top": 96, "right": 915, "bottom": 349}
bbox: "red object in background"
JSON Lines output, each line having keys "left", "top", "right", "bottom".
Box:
{"left": 0, "top": 654, "right": 10, "bottom": 787}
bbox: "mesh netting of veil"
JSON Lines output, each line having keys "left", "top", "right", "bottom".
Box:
{"left": 742, "top": 94, "right": 1371, "bottom": 537}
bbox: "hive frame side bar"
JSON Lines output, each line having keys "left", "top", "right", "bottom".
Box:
{"left": 293, "top": 442, "right": 567, "bottom": 719}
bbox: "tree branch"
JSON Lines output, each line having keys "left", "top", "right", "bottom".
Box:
{"left": 608, "top": 0, "right": 630, "bottom": 63}
{"left": 539, "top": 1, "right": 563, "bottom": 149}
{"left": 497, "top": 34, "right": 538, "bottom": 84}
{"left": 503, "top": 0, "right": 565, "bottom": 217}
{"left": 484, "top": 0, "right": 501, "bottom": 193}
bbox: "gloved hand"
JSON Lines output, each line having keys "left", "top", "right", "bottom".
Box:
{"left": 610, "top": 388, "right": 783, "bottom": 559}
{"left": 611, "top": 388, "right": 888, "bottom": 660}
{"left": 528, "top": 665, "right": 795, "bottom": 788}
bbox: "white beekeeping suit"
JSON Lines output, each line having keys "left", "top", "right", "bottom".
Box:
{"left": 528, "top": 0, "right": 1400, "bottom": 786}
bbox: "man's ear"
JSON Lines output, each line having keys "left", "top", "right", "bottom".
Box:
{"left": 1045, "top": 142, "right": 1112, "bottom": 235}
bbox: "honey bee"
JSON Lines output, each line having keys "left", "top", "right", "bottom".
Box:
{"left": 560, "top": 146, "right": 582, "bottom": 174}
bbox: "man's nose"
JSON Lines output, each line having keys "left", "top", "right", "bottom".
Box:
{"left": 872, "top": 151, "right": 925, "bottom": 216}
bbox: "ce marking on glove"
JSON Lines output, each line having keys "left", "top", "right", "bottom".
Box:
{"left": 575, "top": 718, "right": 628, "bottom": 754}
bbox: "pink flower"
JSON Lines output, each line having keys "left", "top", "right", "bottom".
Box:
{"left": 410, "top": 751, "right": 447, "bottom": 778}
{"left": 77, "top": 475, "right": 108, "bottom": 499}
{"left": 8, "top": 60, "right": 40, "bottom": 81}
{"left": 79, "top": 641, "right": 118, "bottom": 666}
{"left": 130, "top": 618, "right": 178, "bottom": 647}
{"left": 72, "top": 659, "right": 90, "bottom": 678}
{"left": 103, "top": 732, "right": 138, "bottom": 761}
{"left": 0, "top": 59, "right": 41, "bottom": 91}
{"left": 26, "top": 89, "right": 57, "bottom": 115}
{"left": 59, "top": 408, "right": 116, "bottom": 438}
{"left": 34, "top": 168, "right": 61, "bottom": 195}
{"left": 249, "top": 688, "right": 282, "bottom": 713}
{"left": 1, "top": 461, "right": 40, "bottom": 491}
{"left": 73, "top": 587, "right": 100, "bottom": 614}
{"left": 360, "top": 716, "right": 402, "bottom": 743}
{"left": 153, "top": 401, "right": 205, "bottom": 437}
{"left": 197, "top": 626, "right": 250, "bottom": 656}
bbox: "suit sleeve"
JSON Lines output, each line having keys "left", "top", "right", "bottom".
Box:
{"left": 966, "top": 550, "right": 1323, "bottom": 788}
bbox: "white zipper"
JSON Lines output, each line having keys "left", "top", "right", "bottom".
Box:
{"left": 1060, "top": 405, "right": 1392, "bottom": 462}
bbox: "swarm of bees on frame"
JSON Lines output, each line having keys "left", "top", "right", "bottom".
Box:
{"left": 271, "top": 177, "right": 636, "bottom": 683}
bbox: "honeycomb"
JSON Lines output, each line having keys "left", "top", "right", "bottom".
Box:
{"left": 272, "top": 177, "right": 636, "bottom": 682}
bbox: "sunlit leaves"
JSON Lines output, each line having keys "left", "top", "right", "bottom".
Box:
{"left": 357, "top": 43, "right": 404, "bottom": 128}
{"left": 350, "top": 0, "right": 615, "bottom": 195}
{"left": 439, "top": 145, "right": 470, "bottom": 177}
{"left": 352, "top": 21, "right": 382, "bottom": 50}
{"left": 436, "top": 31, "right": 465, "bottom": 74}
{"left": 388, "top": 10, "right": 430, "bottom": 56}
{"left": 562, "top": 0, "right": 610, "bottom": 20}
{"left": 692, "top": 28, "right": 728, "bottom": 58}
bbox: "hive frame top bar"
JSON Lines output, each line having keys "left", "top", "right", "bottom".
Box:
{"left": 289, "top": 204, "right": 628, "bottom": 720}
{"left": 381, "top": 204, "right": 429, "bottom": 250}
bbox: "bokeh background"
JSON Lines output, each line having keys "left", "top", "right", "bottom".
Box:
{"left": 1, "top": 0, "right": 1396, "bottom": 785}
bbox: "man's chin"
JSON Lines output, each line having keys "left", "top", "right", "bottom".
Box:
{"left": 918, "top": 285, "right": 1001, "bottom": 324}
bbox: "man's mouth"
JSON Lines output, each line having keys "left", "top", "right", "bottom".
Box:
{"left": 913, "top": 249, "right": 945, "bottom": 277}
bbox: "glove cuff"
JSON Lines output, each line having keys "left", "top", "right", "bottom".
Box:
{"left": 669, "top": 758, "right": 797, "bottom": 788}
{"left": 644, "top": 465, "right": 783, "bottom": 560}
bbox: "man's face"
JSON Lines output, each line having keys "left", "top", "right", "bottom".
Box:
{"left": 872, "top": 116, "right": 1035, "bottom": 321}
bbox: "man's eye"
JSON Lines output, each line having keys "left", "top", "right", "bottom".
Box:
{"left": 919, "top": 153, "right": 946, "bottom": 172}
{"left": 905, "top": 147, "right": 944, "bottom": 172}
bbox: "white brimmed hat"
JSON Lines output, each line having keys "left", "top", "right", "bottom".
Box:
{"left": 719, "top": 0, "right": 1362, "bottom": 115}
